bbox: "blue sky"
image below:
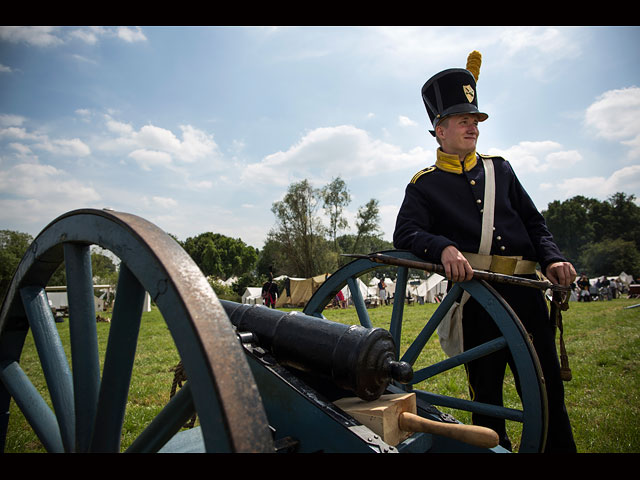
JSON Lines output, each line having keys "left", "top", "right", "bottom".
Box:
{"left": 1, "top": 26, "right": 639, "bottom": 250}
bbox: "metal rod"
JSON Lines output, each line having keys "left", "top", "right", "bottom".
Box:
{"left": 342, "top": 253, "right": 570, "bottom": 292}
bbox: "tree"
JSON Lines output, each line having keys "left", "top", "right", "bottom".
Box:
{"left": 578, "top": 239, "right": 640, "bottom": 277}
{"left": 543, "top": 192, "right": 640, "bottom": 275}
{"left": 90, "top": 247, "right": 118, "bottom": 285}
{"left": 0, "top": 230, "right": 33, "bottom": 301}
{"left": 543, "top": 196, "right": 596, "bottom": 265}
{"left": 182, "top": 232, "right": 258, "bottom": 280}
{"left": 321, "top": 176, "right": 351, "bottom": 251}
{"left": 604, "top": 192, "right": 640, "bottom": 248}
{"left": 352, "top": 198, "right": 381, "bottom": 254}
{"left": 270, "top": 179, "right": 330, "bottom": 277}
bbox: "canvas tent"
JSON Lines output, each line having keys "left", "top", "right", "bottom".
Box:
{"left": 341, "top": 277, "right": 376, "bottom": 305}
{"left": 370, "top": 277, "right": 396, "bottom": 296}
{"left": 242, "top": 287, "right": 264, "bottom": 305}
{"left": 406, "top": 274, "right": 447, "bottom": 303}
{"left": 276, "top": 274, "right": 329, "bottom": 308}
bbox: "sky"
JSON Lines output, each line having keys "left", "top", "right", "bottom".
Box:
{"left": 1, "top": 26, "right": 639, "bottom": 251}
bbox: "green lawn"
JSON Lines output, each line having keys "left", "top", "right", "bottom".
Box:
{"left": 3, "top": 297, "right": 639, "bottom": 453}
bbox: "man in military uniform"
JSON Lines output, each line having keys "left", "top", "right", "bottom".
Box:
{"left": 393, "top": 53, "right": 577, "bottom": 452}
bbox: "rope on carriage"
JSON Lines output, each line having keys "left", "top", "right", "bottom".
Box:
{"left": 169, "top": 361, "right": 198, "bottom": 428}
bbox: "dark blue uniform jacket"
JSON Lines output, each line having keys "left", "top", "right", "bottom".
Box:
{"left": 393, "top": 154, "right": 566, "bottom": 273}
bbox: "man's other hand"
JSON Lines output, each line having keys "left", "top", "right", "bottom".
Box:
{"left": 545, "top": 261, "right": 576, "bottom": 287}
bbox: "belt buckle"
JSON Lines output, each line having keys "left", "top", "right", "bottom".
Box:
{"left": 489, "top": 255, "right": 518, "bottom": 275}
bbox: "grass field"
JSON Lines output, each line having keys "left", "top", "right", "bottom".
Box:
{"left": 3, "top": 296, "right": 639, "bottom": 453}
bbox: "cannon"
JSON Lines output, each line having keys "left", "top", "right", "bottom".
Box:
{"left": 0, "top": 209, "right": 550, "bottom": 453}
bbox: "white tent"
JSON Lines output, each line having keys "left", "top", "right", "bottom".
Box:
{"left": 242, "top": 287, "right": 264, "bottom": 305}
{"left": 424, "top": 273, "right": 447, "bottom": 302}
{"left": 371, "top": 277, "right": 395, "bottom": 297}
{"left": 342, "top": 277, "right": 375, "bottom": 304}
{"left": 406, "top": 274, "right": 447, "bottom": 303}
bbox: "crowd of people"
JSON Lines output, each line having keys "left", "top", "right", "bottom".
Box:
{"left": 574, "top": 274, "right": 630, "bottom": 301}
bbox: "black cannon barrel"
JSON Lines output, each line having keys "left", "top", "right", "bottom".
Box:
{"left": 220, "top": 300, "right": 412, "bottom": 401}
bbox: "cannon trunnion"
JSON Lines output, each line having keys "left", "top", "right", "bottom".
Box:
{"left": 1, "top": 209, "right": 546, "bottom": 453}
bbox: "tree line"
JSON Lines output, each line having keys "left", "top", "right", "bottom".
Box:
{"left": 542, "top": 192, "right": 640, "bottom": 277}
{"left": 2, "top": 188, "right": 639, "bottom": 304}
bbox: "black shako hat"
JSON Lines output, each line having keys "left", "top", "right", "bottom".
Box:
{"left": 421, "top": 51, "right": 488, "bottom": 136}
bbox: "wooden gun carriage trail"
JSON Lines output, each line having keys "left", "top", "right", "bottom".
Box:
{"left": 1, "top": 208, "right": 556, "bottom": 453}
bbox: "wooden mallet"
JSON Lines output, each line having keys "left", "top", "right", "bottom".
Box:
{"left": 335, "top": 392, "right": 499, "bottom": 448}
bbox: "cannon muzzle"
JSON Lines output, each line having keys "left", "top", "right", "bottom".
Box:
{"left": 221, "top": 300, "right": 412, "bottom": 401}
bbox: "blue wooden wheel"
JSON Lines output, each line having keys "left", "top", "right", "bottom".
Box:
{"left": 303, "top": 250, "right": 548, "bottom": 453}
{"left": 0, "top": 209, "right": 273, "bottom": 453}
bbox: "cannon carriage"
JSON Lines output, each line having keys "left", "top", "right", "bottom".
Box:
{"left": 1, "top": 209, "right": 551, "bottom": 453}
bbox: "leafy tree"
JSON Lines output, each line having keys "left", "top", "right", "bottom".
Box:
{"left": 605, "top": 192, "right": 640, "bottom": 248}
{"left": 90, "top": 247, "right": 118, "bottom": 285}
{"left": 269, "top": 179, "right": 330, "bottom": 277}
{"left": 182, "top": 232, "right": 258, "bottom": 280}
{"left": 543, "top": 192, "right": 640, "bottom": 275}
{"left": 352, "top": 198, "right": 381, "bottom": 254}
{"left": 543, "top": 196, "right": 596, "bottom": 264}
{"left": 578, "top": 239, "right": 640, "bottom": 277}
{"left": 0, "top": 230, "right": 34, "bottom": 301}
{"left": 321, "top": 176, "right": 351, "bottom": 251}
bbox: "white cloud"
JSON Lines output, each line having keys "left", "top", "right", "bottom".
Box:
{"left": 35, "top": 138, "right": 91, "bottom": 157}
{"left": 0, "top": 126, "right": 42, "bottom": 141}
{"left": 100, "top": 117, "right": 222, "bottom": 170}
{"left": 116, "top": 27, "right": 147, "bottom": 43}
{"left": 241, "top": 125, "right": 430, "bottom": 187}
{"left": 128, "top": 149, "right": 173, "bottom": 171}
{"left": 0, "top": 162, "right": 101, "bottom": 227}
{"left": 105, "top": 117, "right": 135, "bottom": 137}
{"left": 8, "top": 142, "right": 34, "bottom": 158}
{"left": 150, "top": 196, "right": 178, "bottom": 208}
{"left": 1, "top": 120, "right": 90, "bottom": 157}
{"left": 487, "top": 140, "right": 582, "bottom": 173}
{"left": 585, "top": 86, "right": 640, "bottom": 160}
{"left": 0, "top": 26, "right": 147, "bottom": 49}
{"left": 496, "top": 27, "right": 581, "bottom": 81}
{"left": 0, "top": 114, "right": 26, "bottom": 127}
{"left": 68, "top": 27, "right": 101, "bottom": 45}
{"left": 135, "top": 125, "right": 182, "bottom": 153}
{"left": 0, "top": 26, "right": 63, "bottom": 47}
{"left": 550, "top": 165, "right": 640, "bottom": 201}
{"left": 398, "top": 115, "right": 417, "bottom": 127}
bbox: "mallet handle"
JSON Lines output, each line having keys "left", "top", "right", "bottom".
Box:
{"left": 398, "top": 411, "right": 499, "bottom": 449}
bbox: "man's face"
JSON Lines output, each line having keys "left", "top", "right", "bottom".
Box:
{"left": 437, "top": 114, "right": 480, "bottom": 158}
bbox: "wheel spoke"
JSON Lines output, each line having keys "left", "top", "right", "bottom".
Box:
{"left": 415, "top": 389, "right": 524, "bottom": 422}
{"left": 90, "top": 263, "right": 145, "bottom": 452}
{"left": 388, "top": 266, "right": 407, "bottom": 353}
{"left": 401, "top": 283, "right": 463, "bottom": 365}
{"left": 347, "top": 275, "right": 371, "bottom": 328}
{"left": 411, "top": 336, "right": 508, "bottom": 384}
{"left": 20, "top": 286, "right": 75, "bottom": 452}
{"left": 64, "top": 243, "right": 100, "bottom": 452}
{"left": 0, "top": 360, "right": 64, "bottom": 452}
{"left": 125, "top": 382, "right": 197, "bottom": 453}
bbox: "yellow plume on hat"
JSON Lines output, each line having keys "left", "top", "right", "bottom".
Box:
{"left": 466, "top": 50, "right": 482, "bottom": 81}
